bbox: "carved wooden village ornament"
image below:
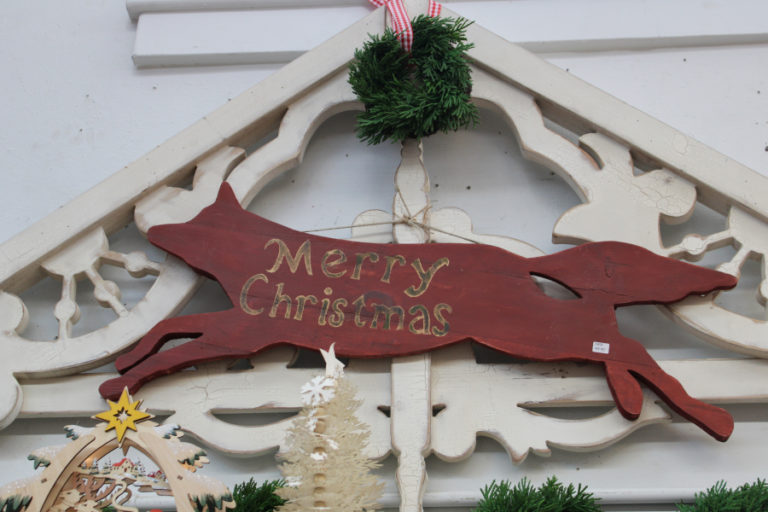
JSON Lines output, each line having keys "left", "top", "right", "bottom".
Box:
{"left": 3, "top": 0, "right": 768, "bottom": 510}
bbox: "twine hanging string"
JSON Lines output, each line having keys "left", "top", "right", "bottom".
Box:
{"left": 342, "top": 0, "right": 466, "bottom": 242}
{"left": 368, "top": 0, "right": 442, "bottom": 52}
{"left": 303, "top": 206, "right": 486, "bottom": 246}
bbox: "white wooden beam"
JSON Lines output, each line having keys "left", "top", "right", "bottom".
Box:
{"left": 131, "top": 0, "right": 768, "bottom": 68}
{"left": 17, "top": 359, "right": 768, "bottom": 418}
{"left": 133, "top": 7, "right": 371, "bottom": 67}
{"left": 125, "top": 0, "right": 490, "bottom": 21}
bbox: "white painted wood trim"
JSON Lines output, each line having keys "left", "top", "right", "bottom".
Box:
{"left": 133, "top": 7, "right": 372, "bottom": 67}
{"left": 18, "top": 359, "right": 768, "bottom": 418}
{"left": 0, "top": 8, "right": 384, "bottom": 293}
{"left": 452, "top": 8, "right": 768, "bottom": 225}
{"left": 125, "top": 0, "right": 489, "bottom": 21}
{"left": 130, "top": 0, "right": 768, "bottom": 68}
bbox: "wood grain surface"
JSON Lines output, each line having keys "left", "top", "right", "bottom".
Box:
{"left": 100, "top": 183, "right": 737, "bottom": 441}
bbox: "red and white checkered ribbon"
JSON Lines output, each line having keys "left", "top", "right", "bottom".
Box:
{"left": 368, "top": 0, "right": 442, "bottom": 52}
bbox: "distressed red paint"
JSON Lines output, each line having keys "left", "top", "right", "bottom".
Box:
{"left": 100, "top": 184, "right": 737, "bottom": 441}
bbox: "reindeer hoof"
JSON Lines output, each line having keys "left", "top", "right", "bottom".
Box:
{"left": 99, "top": 377, "right": 135, "bottom": 401}
{"left": 698, "top": 406, "right": 734, "bottom": 442}
{"left": 605, "top": 364, "right": 644, "bottom": 420}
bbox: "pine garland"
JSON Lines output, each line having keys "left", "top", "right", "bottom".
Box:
{"left": 348, "top": 15, "right": 479, "bottom": 144}
{"left": 472, "top": 478, "right": 768, "bottom": 511}
{"left": 473, "top": 477, "right": 601, "bottom": 512}
{"left": 232, "top": 479, "right": 286, "bottom": 512}
{"left": 677, "top": 480, "right": 768, "bottom": 512}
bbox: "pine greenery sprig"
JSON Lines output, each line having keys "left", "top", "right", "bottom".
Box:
{"left": 677, "top": 479, "right": 768, "bottom": 512}
{"left": 473, "top": 477, "right": 601, "bottom": 512}
{"left": 348, "top": 15, "right": 479, "bottom": 144}
{"left": 232, "top": 478, "right": 286, "bottom": 512}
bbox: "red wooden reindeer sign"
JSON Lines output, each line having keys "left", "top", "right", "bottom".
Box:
{"left": 100, "top": 184, "right": 737, "bottom": 441}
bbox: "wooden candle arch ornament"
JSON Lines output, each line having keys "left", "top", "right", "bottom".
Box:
{"left": 0, "top": 389, "right": 234, "bottom": 512}
{"left": 100, "top": 183, "right": 737, "bottom": 442}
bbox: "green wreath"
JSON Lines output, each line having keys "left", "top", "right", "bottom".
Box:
{"left": 348, "top": 15, "right": 478, "bottom": 145}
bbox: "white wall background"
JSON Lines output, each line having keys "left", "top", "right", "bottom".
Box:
{"left": 2, "top": 1, "right": 768, "bottom": 511}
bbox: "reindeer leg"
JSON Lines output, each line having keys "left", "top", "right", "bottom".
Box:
{"left": 115, "top": 311, "right": 233, "bottom": 374}
{"left": 611, "top": 335, "right": 733, "bottom": 442}
{"left": 100, "top": 333, "right": 252, "bottom": 400}
{"left": 603, "top": 362, "right": 644, "bottom": 420}
{"left": 629, "top": 362, "right": 733, "bottom": 442}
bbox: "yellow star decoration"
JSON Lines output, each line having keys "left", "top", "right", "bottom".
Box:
{"left": 93, "top": 387, "right": 152, "bottom": 443}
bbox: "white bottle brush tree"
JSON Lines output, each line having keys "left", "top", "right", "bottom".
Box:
{"left": 277, "top": 345, "right": 383, "bottom": 511}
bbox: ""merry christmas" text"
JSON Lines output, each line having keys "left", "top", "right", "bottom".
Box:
{"left": 238, "top": 238, "right": 453, "bottom": 336}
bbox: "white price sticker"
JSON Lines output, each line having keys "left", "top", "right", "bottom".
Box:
{"left": 592, "top": 341, "right": 610, "bottom": 354}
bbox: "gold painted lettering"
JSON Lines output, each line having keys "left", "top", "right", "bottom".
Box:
{"left": 351, "top": 252, "right": 379, "bottom": 280}
{"left": 405, "top": 257, "right": 450, "bottom": 297}
{"left": 371, "top": 304, "right": 405, "bottom": 330}
{"left": 381, "top": 254, "right": 406, "bottom": 283}
{"left": 265, "top": 238, "right": 313, "bottom": 276}
{"left": 269, "top": 282, "right": 292, "bottom": 319}
{"left": 321, "top": 248, "right": 347, "bottom": 278}
{"left": 318, "top": 287, "right": 333, "bottom": 326}
{"left": 407, "top": 304, "right": 431, "bottom": 335}
{"left": 431, "top": 303, "right": 452, "bottom": 337}
{"left": 240, "top": 273, "right": 268, "bottom": 316}
{"left": 352, "top": 294, "right": 367, "bottom": 327}
{"left": 294, "top": 294, "right": 318, "bottom": 321}
{"left": 328, "top": 298, "right": 348, "bottom": 327}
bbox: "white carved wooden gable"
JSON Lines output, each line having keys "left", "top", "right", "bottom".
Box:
{"left": 2, "top": 1, "right": 768, "bottom": 510}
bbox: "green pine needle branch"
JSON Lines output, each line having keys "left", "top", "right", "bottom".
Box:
{"left": 348, "top": 15, "right": 479, "bottom": 145}
{"left": 473, "top": 477, "right": 601, "bottom": 512}
{"left": 677, "top": 479, "right": 768, "bottom": 512}
{"left": 232, "top": 478, "right": 286, "bottom": 512}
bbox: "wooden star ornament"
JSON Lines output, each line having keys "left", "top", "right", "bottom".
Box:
{"left": 93, "top": 387, "right": 152, "bottom": 442}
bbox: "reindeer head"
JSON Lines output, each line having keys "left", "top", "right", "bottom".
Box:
{"left": 147, "top": 183, "right": 247, "bottom": 278}
{"left": 530, "top": 241, "right": 737, "bottom": 307}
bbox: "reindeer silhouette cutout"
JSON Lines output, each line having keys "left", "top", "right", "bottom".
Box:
{"left": 100, "top": 184, "right": 737, "bottom": 441}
